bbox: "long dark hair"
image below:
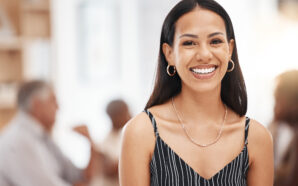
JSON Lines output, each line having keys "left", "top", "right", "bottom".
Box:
{"left": 145, "top": 0, "right": 247, "bottom": 116}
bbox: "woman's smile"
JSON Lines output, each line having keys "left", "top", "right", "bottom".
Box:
{"left": 190, "top": 64, "right": 218, "bottom": 79}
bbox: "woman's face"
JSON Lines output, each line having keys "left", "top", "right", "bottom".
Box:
{"left": 163, "top": 7, "right": 234, "bottom": 93}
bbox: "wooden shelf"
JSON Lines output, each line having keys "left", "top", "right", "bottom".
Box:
{"left": 20, "top": 11, "right": 51, "bottom": 38}
{"left": 21, "top": 2, "right": 50, "bottom": 13}
{"left": 0, "top": 107, "right": 16, "bottom": 130}
{"left": 21, "top": 0, "right": 50, "bottom": 12}
{"left": 0, "top": 37, "right": 21, "bottom": 51}
{"left": 0, "top": 50, "right": 23, "bottom": 82}
{"left": 0, "top": 102, "right": 16, "bottom": 109}
{"left": 0, "top": 0, "right": 21, "bottom": 35}
{"left": 0, "top": 82, "right": 18, "bottom": 109}
{"left": 0, "top": 0, "right": 51, "bottom": 129}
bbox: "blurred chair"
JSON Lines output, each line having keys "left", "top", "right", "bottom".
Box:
{"left": 268, "top": 70, "right": 298, "bottom": 186}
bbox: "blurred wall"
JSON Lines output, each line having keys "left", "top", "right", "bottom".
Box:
{"left": 51, "top": 0, "right": 298, "bottom": 167}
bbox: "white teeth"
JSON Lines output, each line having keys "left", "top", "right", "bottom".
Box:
{"left": 191, "top": 67, "right": 216, "bottom": 74}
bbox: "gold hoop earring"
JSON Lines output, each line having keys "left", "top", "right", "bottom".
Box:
{"left": 167, "top": 65, "right": 176, "bottom": 76}
{"left": 227, "top": 59, "right": 235, "bottom": 72}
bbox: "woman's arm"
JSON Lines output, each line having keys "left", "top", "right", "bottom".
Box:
{"left": 119, "top": 113, "right": 155, "bottom": 186}
{"left": 247, "top": 120, "right": 274, "bottom": 186}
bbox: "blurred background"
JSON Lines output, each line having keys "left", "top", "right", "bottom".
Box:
{"left": 0, "top": 0, "right": 297, "bottom": 174}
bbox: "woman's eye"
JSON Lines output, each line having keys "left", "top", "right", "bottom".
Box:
{"left": 182, "top": 41, "right": 196, "bottom": 46}
{"left": 211, "top": 39, "right": 223, "bottom": 45}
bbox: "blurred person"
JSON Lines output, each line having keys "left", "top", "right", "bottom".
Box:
{"left": 0, "top": 80, "right": 95, "bottom": 186}
{"left": 278, "top": 0, "right": 298, "bottom": 20}
{"left": 119, "top": 0, "right": 273, "bottom": 185}
{"left": 91, "top": 99, "right": 131, "bottom": 186}
{"left": 269, "top": 70, "right": 298, "bottom": 186}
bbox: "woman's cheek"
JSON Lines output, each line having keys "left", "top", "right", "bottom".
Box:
{"left": 176, "top": 49, "right": 195, "bottom": 62}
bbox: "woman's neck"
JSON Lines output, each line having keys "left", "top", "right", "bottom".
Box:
{"left": 173, "top": 85, "right": 226, "bottom": 125}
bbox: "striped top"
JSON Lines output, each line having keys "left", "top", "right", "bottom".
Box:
{"left": 144, "top": 110, "right": 250, "bottom": 186}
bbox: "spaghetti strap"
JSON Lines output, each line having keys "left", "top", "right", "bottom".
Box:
{"left": 143, "top": 110, "right": 159, "bottom": 137}
{"left": 244, "top": 117, "right": 250, "bottom": 145}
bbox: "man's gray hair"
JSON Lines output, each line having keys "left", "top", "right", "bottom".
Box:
{"left": 17, "top": 80, "right": 52, "bottom": 112}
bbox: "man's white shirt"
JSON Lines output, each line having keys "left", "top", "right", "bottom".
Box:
{"left": 0, "top": 111, "right": 83, "bottom": 186}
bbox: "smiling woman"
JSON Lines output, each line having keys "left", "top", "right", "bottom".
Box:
{"left": 119, "top": 0, "right": 274, "bottom": 186}
{"left": 162, "top": 7, "right": 235, "bottom": 96}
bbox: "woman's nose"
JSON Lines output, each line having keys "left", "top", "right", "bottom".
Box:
{"left": 195, "top": 44, "right": 212, "bottom": 62}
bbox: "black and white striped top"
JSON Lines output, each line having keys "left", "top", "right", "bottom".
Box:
{"left": 144, "top": 110, "right": 250, "bottom": 186}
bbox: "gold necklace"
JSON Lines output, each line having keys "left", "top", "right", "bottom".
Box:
{"left": 171, "top": 97, "right": 227, "bottom": 147}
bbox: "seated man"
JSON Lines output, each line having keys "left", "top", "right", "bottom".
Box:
{"left": 0, "top": 80, "right": 95, "bottom": 186}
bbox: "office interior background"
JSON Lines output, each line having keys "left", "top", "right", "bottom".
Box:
{"left": 0, "top": 0, "right": 297, "bottom": 167}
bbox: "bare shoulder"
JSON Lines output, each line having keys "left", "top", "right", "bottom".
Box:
{"left": 120, "top": 112, "right": 154, "bottom": 185}
{"left": 247, "top": 119, "right": 273, "bottom": 164}
{"left": 123, "top": 112, "right": 154, "bottom": 138}
{"left": 245, "top": 120, "right": 274, "bottom": 185}
{"left": 122, "top": 112, "right": 156, "bottom": 154}
{"left": 247, "top": 119, "right": 273, "bottom": 145}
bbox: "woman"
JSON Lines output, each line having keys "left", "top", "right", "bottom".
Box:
{"left": 119, "top": 0, "right": 273, "bottom": 185}
{"left": 269, "top": 70, "right": 298, "bottom": 186}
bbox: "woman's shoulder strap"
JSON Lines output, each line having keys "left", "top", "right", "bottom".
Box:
{"left": 244, "top": 117, "right": 250, "bottom": 145}
{"left": 143, "top": 110, "right": 159, "bottom": 137}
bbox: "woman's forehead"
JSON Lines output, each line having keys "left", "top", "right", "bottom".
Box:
{"left": 175, "top": 8, "right": 226, "bottom": 36}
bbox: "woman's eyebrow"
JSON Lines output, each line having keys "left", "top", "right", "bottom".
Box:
{"left": 208, "top": 32, "right": 224, "bottom": 38}
{"left": 179, "top": 34, "right": 198, "bottom": 38}
{"left": 179, "top": 32, "right": 224, "bottom": 39}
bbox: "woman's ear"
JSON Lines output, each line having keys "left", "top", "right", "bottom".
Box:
{"left": 162, "top": 43, "right": 175, "bottom": 66}
{"left": 228, "top": 39, "right": 235, "bottom": 57}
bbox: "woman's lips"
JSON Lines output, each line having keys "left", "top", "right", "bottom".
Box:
{"left": 190, "top": 65, "right": 217, "bottom": 79}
